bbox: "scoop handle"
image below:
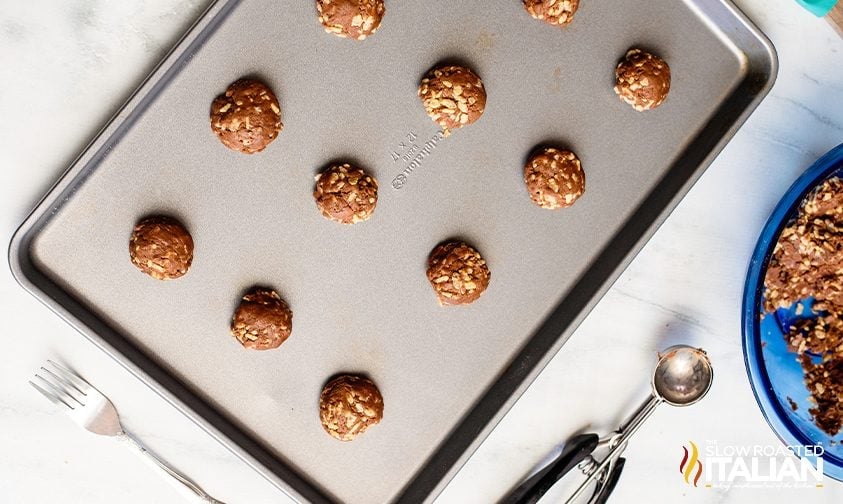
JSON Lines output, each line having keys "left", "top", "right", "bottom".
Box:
{"left": 591, "top": 457, "right": 626, "bottom": 504}
{"left": 502, "top": 433, "right": 600, "bottom": 504}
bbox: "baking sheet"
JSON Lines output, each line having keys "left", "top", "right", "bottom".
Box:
{"left": 10, "top": 0, "right": 776, "bottom": 502}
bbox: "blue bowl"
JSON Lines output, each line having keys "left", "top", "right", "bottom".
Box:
{"left": 742, "top": 143, "right": 843, "bottom": 481}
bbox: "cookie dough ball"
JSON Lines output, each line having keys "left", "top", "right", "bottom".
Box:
{"left": 129, "top": 216, "right": 193, "bottom": 280}
{"left": 426, "top": 241, "right": 491, "bottom": 306}
{"left": 614, "top": 49, "right": 671, "bottom": 111}
{"left": 523, "top": 0, "right": 580, "bottom": 27}
{"left": 316, "top": 0, "right": 385, "bottom": 40}
{"left": 524, "top": 147, "right": 585, "bottom": 209}
{"left": 418, "top": 65, "right": 486, "bottom": 135}
{"left": 230, "top": 287, "right": 293, "bottom": 350}
{"left": 320, "top": 375, "right": 384, "bottom": 441}
{"left": 314, "top": 163, "right": 378, "bottom": 224}
{"left": 211, "top": 79, "right": 282, "bottom": 154}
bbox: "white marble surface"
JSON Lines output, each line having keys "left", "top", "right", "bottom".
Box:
{"left": 1, "top": 0, "right": 843, "bottom": 502}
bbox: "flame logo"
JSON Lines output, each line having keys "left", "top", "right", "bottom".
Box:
{"left": 679, "top": 441, "right": 703, "bottom": 486}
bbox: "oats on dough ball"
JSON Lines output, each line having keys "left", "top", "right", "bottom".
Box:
{"left": 523, "top": 0, "right": 580, "bottom": 27}
{"left": 316, "top": 0, "right": 385, "bottom": 40}
{"left": 614, "top": 49, "right": 671, "bottom": 111}
{"left": 320, "top": 375, "right": 384, "bottom": 441}
{"left": 426, "top": 240, "right": 491, "bottom": 306}
{"left": 524, "top": 147, "right": 585, "bottom": 209}
{"left": 210, "top": 79, "right": 282, "bottom": 154}
{"left": 129, "top": 216, "right": 193, "bottom": 280}
{"left": 230, "top": 287, "right": 293, "bottom": 350}
{"left": 314, "top": 163, "right": 378, "bottom": 224}
{"left": 418, "top": 64, "right": 486, "bottom": 135}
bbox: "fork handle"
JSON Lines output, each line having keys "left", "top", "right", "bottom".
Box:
{"left": 118, "top": 432, "right": 225, "bottom": 504}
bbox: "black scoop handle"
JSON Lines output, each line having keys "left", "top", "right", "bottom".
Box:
{"left": 501, "top": 433, "right": 600, "bottom": 504}
{"left": 592, "top": 457, "right": 626, "bottom": 504}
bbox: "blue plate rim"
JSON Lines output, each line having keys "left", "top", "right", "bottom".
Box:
{"left": 742, "top": 142, "right": 843, "bottom": 482}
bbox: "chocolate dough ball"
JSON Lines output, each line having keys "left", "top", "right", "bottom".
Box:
{"left": 314, "top": 163, "right": 378, "bottom": 224}
{"left": 230, "top": 287, "right": 293, "bottom": 350}
{"left": 210, "top": 79, "right": 282, "bottom": 154}
{"left": 320, "top": 375, "right": 384, "bottom": 441}
{"left": 524, "top": 147, "right": 585, "bottom": 209}
{"left": 523, "top": 0, "right": 580, "bottom": 27}
{"left": 129, "top": 216, "right": 193, "bottom": 280}
{"left": 418, "top": 65, "right": 486, "bottom": 135}
{"left": 426, "top": 241, "right": 491, "bottom": 306}
{"left": 614, "top": 49, "right": 671, "bottom": 111}
{"left": 316, "top": 0, "right": 385, "bottom": 40}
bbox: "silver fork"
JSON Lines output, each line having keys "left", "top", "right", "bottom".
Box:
{"left": 30, "top": 360, "right": 225, "bottom": 504}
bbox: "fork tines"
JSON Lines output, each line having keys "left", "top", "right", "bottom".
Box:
{"left": 30, "top": 360, "right": 89, "bottom": 410}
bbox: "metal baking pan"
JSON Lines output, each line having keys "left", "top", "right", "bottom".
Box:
{"left": 9, "top": 0, "right": 776, "bottom": 502}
